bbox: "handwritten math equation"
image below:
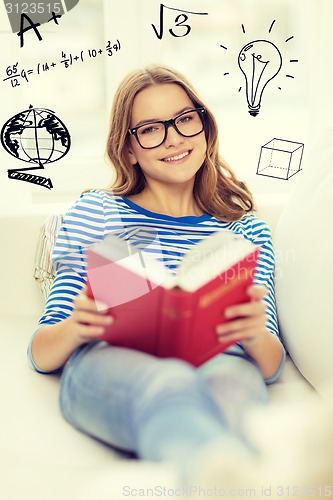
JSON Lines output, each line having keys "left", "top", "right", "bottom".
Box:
{"left": 2, "top": 40, "right": 121, "bottom": 88}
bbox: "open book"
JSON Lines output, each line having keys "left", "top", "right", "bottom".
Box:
{"left": 86, "top": 229, "right": 260, "bottom": 366}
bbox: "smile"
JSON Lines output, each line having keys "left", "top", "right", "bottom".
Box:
{"left": 162, "top": 150, "right": 191, "bottom": 162}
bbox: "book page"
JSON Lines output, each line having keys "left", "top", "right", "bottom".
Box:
{"left": 89, "top": 231, "right": 175, "bottom": 293}
{"left": 176, "top": 230, "right": 257, "bottom": 291}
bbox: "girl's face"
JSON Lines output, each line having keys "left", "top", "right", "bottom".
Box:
{"left": 127, "top": 83, "right": 207, "bottom": 188}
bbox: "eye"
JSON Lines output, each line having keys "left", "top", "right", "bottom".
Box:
{"left": 177, "top": 113, "right": 193, "bottom": 125}
{"left": 139, "top": 124, "right": 162, "bottom": 135}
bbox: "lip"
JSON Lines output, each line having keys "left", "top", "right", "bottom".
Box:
{"left": 160, "top": 149, "right": 192, "bottom": 163}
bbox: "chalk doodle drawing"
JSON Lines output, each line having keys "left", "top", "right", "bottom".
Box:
{"left": 1, "top": 105, "right": 71, "bottom": 189}
{"left": 3, "top": 0, "right": 80, "bottom": 46}
{"left": 221, "top": 20, "right": 298, "bottom": 116}
{"left": 257, "top": 138, "right": 304, "bottom": 180}
{"left": 238, "top": 40, "right": 282, "bottom": 117}
{"left": 152, "top": 3, "right": 208, "bottom": 40}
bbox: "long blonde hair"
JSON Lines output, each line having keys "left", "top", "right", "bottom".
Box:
{"left": 105, "top": 65, "right": 254, "bottom": 221}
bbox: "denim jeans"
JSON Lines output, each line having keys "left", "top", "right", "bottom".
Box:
{"left": 59, "top": 342, "right": 268, "bottom": 466}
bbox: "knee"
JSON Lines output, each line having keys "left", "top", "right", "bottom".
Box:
{"left": 130, "top": 357, "right": 222, "bottom": 426}
{"left": 200, "top": 354, "right": 268, "bottom": 403}
{"left": 200, "top": 353, "right": 261, "bottom": 382}
{"left": 136, "top": 358, "right": 199, "bottom": 395}
{"left": 130, "top": 357, "right": 218, "bottom": 412}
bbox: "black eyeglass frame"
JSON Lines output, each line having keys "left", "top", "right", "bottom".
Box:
{"left": 127, "top": 107, "right": 206, "bottom": 150}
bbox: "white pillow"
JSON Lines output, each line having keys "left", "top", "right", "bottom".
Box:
{"left": 34, "top": 214, "right": 63, "bottom": 300}
{"left": 274, "top": 130, "right": 333, "bottom": 397}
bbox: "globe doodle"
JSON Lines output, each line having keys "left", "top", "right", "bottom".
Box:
{"left": 1, "top": 105, "right": 71, "bottom": 189}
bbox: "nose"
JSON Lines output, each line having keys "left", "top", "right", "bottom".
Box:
{"left": 164, "top": 123, "right": 184, "bottom": 147}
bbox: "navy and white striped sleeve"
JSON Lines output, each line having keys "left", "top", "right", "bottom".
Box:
{"left": 37, "top": 190, "right": 108, "bottom": 327}
{"left": 249, "top": 218, "right": 280, "bottom": 338}
{"left": 244, "top": 217, "right": 286, "bottom": 384}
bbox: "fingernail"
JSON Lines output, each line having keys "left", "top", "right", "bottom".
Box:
{"left": 96, "top": 300, "right": 109, "bottom": 311}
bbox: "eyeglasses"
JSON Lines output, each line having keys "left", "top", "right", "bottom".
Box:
{"left": 128, "top": 107, "right": 206, "bottom": 150}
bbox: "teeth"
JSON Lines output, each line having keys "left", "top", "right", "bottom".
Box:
{"left": 163, "top": 151, "right": 189, "bottom": 162}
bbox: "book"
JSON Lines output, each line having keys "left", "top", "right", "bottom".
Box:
{"left": 86, "top": 229, "right": 260, "bottom": 367}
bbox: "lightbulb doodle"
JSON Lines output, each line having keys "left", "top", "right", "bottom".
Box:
{"left": 1, "top": 105, "right": 71, "bottom": 189}
{"left": 221, "top": 20, "right": 298, "bottom": 116}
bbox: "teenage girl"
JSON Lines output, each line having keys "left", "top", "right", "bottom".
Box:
{"left": 28, "top": 65, "right": 285, "bottom": 476}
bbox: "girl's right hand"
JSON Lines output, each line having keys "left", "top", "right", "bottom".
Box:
{"left": 67, "top": 288, "right": 114, "bottom": 344}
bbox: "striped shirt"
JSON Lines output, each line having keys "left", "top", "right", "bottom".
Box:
{"left": 38, "top": 189, "right": 280, "bottom": 340}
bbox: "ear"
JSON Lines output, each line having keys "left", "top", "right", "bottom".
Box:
{"left": 127, "top": 144, "right": 138, "bottom": 166}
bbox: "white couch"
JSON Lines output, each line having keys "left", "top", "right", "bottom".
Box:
{"left": 0, "top": 198, "right": 325, "bottom": 500}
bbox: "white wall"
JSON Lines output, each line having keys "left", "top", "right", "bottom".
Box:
{"left": 0, "top": 0, "right": 331, "bottom": 214}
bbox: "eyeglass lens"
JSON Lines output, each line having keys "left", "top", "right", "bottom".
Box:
{"left": 136, "top": 109, "right": 204, "bottom": 149}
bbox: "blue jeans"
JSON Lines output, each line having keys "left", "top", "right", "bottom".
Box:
{"left": 59, "top": 342, "right": 268, "bottom": 465}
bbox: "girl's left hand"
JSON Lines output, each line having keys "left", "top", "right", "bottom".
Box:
{"left": 215, "top": 285, "right": 269, "bottom": 348}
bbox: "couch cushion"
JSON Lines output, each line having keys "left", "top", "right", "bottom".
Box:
{"left": 34, "top": 214, "right": 64, "bottom": 300}
{"left": 274, "top": 130, "right": 333, "bottom": 396}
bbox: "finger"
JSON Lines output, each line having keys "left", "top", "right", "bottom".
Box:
{"left": 246, "top": 285, "right": 268, "bottom": 301}
{"left": 74, "top": 293, "right": 109, "bottom": 314}
{"left": 225, "top": 299, "right": 267, "bottom": 319}
{"left": 74, "top": 310, "right": 114, "bottom": 326}
{"left": 217, "top": 327, "right": 267, "bottom": 344}
{"left": 216, "top": 315, "right": 266, "bottom": 336}
{"left": 76, "top": 323, "right": 107, "bottom": 339}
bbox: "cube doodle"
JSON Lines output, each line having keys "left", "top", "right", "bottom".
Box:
{"left": 257, "top": 138, "right": 304, "bottom": 180}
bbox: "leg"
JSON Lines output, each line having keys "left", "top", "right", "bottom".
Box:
{"left": 197, "top": 352, "right": 269, "bottom": 442}
{"left": 59, "top": 341, "right": 239, "bottom": 465}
